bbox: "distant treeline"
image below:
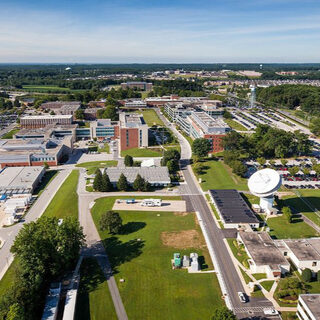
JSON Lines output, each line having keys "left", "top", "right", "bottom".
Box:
{"left": 257, "top": 84, "right": 320, "bottom": 115}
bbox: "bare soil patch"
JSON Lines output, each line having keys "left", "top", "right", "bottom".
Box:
{"left": 161, "top": 230, "right": 202, "bottom": 249}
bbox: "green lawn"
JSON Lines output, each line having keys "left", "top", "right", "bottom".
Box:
{"left": 1, "top": 128, "right": 19, "bottom": 139}
{"left": 42, "top": 170, "right": 79, "bottom": 219}
{"left": 266, "top": 214, "right": 319, "bottom": 239}
{"left": 98, "top": 143, "right": 110, "bottom": 153}
{"left": 227, "top": 239, "right": 250, "bottom": 268}
{"left": 260, "top": 280, "right": 274, "bottom": 292}
{"left": 90, "top": 196, "right": 224, "bottom": 320}
{"left": 193, "top": 159, "right": 248, "bottom": 191}
{"left": 22, "top": 85, "right": 84, "bottom": 93}
{"left": 138, "top": 109, "right": 164, "bottom": 126}
{"left": 76, "top": 160, "right": 117, "bottom": 175}
{"left": 75, "top": 258, "right": 117, "bottom": 320}
{"left": 252, "top": 273, "right": 267, "bottom": 280}
{"left": 0, "top": 259, "right": 19, "bottom": 297}
{"left": 33, "top": 170, "right": 58, "bottom": 196}
{"left": 239, "top": 267, "right": 252, "bottom": 284}
{"left": 280, "top": 312, "right": 298, "bottom": 320}
{"left": 121, "top": 147, "right": 162, "bottom": 157}
{"left": 224, "top": 119, "right": 248, "bottom": 131}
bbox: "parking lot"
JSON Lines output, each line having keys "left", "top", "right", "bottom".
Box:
{"left": 112, "top": 199, "right": 187, "bottom": 212}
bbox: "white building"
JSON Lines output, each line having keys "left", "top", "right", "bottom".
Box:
{"left": 297, "top": 294, "right": 320, "bottom": 320}
{"left": 237, "top": 231, "right": 290, "bottom": 278}
{"left": 275, "top": 238, "right": 320, "bottom": 275}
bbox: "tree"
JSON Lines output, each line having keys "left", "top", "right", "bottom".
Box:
{"left": 167, "top": 159, "right": 179, "bottom": 173}
{"left": 133, "top": 174, "right": 145, "bottom": 191}
{"left": 6, "top": 303, "right": 24, "bottom": 320}
{"left": 317, "top": 270, "right": 320, "bottom": 282}
{"left": 302, "top": 167, "right": 310, "bottom": 176}
{"left": 288, "top": 166, "right": 300, "bottom": 176}
{"left": 102, "top": 105, "right": 118, "bottom": 121}
{"left": 101, "top": 171, "right": 112, "bottom": 192}
{"left": 211, "top": 306, "right": 237, "bottom": 320}
{"left": 231, "top": 160, "right": 247, "bottom": 177}
{"left": 192, "top": 138, "right": 211, "bottom": 158}
{"left": 13, "top": 99, "right": 21, "bottom": 108}
{"left": 161, "top": 149, "right": 180, "bottom": 166}
{"left": 269, "top": 159, "right": 276, "bottom": 168}
{"left": 193, "top": 163, "right": 204, "bottom": 175}
{"left": 117, "top": 173, "right": 129, "bottom": 191}
{"left": 43, "top": 161, "right": 49, "bottom": 170}
{"left": 93, "top": 169, "right": 103, "bottom": 191}
{"left": 124, "top": 154, "right": 134, "bottom": 167}
{"left": 282, "top": 206, "right": 293, "bottom": 223}
{"left": 143, "top": 180, "right": 151, "bottom": 192}
{"left": 75, "top": 109, "right": 85, "bottom": 120}
{"left": 301, "top": 268, "right": 312, "bottom": 283}
{"left": 223, "top": 110, "right": 232, "bottom": 119}
{"left": 256, "top": 157, "right": 266, "bottom": 167}
{"left": 99, "top": 210, "right": 122, "bottom": 234}
{"left": 313, "top": 164, "right": 320, "bottom": 176}
{"left": 281, "top": 159, "right": 288, "bottom": 167}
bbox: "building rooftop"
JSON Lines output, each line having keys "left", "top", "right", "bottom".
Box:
{"left": 40, "top": 101, "right": 80, "bottom": 109}
{"left": 21, "top": 115, "right": 73, "bottom": 120}
{"left": 104, "top": 167, "right": 170, "bottom": 184}
{"left": 189, "top": 112, "right": 229, "bottom": 134}
{"left": 299, "top": 294, "right": 320, "bottom": 318}
{"left": 239, "top": 231, "right": 289, "bottom": 270}
{"left": 0, "top": 166, "right": 44, "bottom": 193}
{"left": 119, "top": 113, "right": 147, "bottom": 128}
{"left": 283, "top": 238, "right": 320, "bottom": 261}
{"left": 209, "top": 189, "right": 260, "bottom": 225}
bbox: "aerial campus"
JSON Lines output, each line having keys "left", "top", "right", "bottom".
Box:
{"left": 1, "top": 2, "right": 320, "bottom": 320}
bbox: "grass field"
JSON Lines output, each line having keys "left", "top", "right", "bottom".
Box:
{"left": 22, "top": 85, "right": 84, "bottom": 93}
{"left": 260, "top": 280, "right": 274, "bottom": 292}
{"left": 90, "top": 196, "right": 224, "bottom": 320}
{"left": 227, "top": 239, "right": 250, "bottom": 268}
{"left": 42, "top": 170, "right": 79, "bottom": 219}
{"left": 0, "top": 259, "right": 19, "bottom": 297}
{"left": 193, "top": 159, "right": 248, "bottom": 191}
{"left": 75, "top": 258, "right": 117, "bottom": 320}
{"left": 225, "top": 119, "right": 248, "bottom": 131}
{"left": 121, "top": 147, "right": 162, "bottom": 157}
{"left": 266, "top": 214, "right": 319, "bottom": 239}
{"left": 138, "top": 109, "right": 164, "bottom": 126}
{"left": 76, "top": 160, "right": 117, "bottom": 175}
{"left": 1, "top": 128, "right": 19, "bottom": 139}
{"left": 33, "top": 170, "right": 58, "bottom": 196}
{"left": 98, "top": 143, "right": 110, "bottom": 153}
{"left": 253, "top": 273, "right": 267, "bottom": 280}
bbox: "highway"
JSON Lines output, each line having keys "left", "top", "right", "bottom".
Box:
{"left": 156, "top": 109, "right": 280, "bottom": 320}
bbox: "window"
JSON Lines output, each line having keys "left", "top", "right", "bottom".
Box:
{"left": 312, "top": 261, "right": 317, "bottom": 266}
{"left": 284, "top": 252, "right": 288, "bottom": 256}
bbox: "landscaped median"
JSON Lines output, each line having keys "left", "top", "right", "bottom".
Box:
{"left": 86, "top": 196, "right": 224, "bottom": 320}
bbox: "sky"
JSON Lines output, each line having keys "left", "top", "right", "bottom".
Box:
{"left": 1, "top": 0, "right": 320, "bottom": 63}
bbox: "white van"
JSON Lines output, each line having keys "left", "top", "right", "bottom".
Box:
{"left": 141, "top": 199, "right": 162, "bottom": 207}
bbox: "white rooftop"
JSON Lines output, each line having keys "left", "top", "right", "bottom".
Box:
{"left": 248, "top": 168, "right": 282, "bottom": 197}
{"left": 21, "top": 115, "right": 73, "bottom": 120}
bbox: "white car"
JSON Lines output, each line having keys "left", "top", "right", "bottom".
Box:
{"left": 238, "top": 292, "right": 247, "bottom": 303}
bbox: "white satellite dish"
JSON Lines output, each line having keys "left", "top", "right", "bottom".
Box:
{"left": 248, "top": 168, "right": 282, "bottom": 213}
{"left": 65, "top": 67, "right": 71, "bottom": 71}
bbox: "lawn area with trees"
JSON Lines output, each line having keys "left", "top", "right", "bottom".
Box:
{"left": 90, "top": 196, "right": 224, "bottom": 320}
{"left": 1, "top": 128, "right": 19, "bottom": 139}
{"left": 266, "top": 214, "right": 319, "bottom": 239}
{"left": 193, "top": 159, "right": 249, "bottom": 191}
{"left": 224, "top": 118, "right": 247, "bottom": 131}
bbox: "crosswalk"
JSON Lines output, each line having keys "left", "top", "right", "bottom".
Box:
{"left": 234, "top": 306, "right": 276, "bottom": 313}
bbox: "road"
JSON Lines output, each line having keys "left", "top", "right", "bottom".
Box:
{"left": 0, "top": 169, "right": 71, "bottom": 280}
{"left": 0, "top": 122, "right": 17, "bottom": 138}
{"left": 156, "top": 108, "right": 280, "bottom": 320}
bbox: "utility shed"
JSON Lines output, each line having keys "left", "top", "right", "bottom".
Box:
{"left": 209, "top": 189, "right": 260, "bottom": 229}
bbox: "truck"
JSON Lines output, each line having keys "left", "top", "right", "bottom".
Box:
{"left": 141, "top": 199, "right": 162, "bottom": 207}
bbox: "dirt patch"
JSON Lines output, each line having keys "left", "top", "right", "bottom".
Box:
{"left": 161, "top": 230, "right": 202, "bottom": 249}
{"left": 278, "top": 191, "right": 295, "bottom": 198}
{"left": 173, "top": 211, "right": 189, "bottom": 216}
